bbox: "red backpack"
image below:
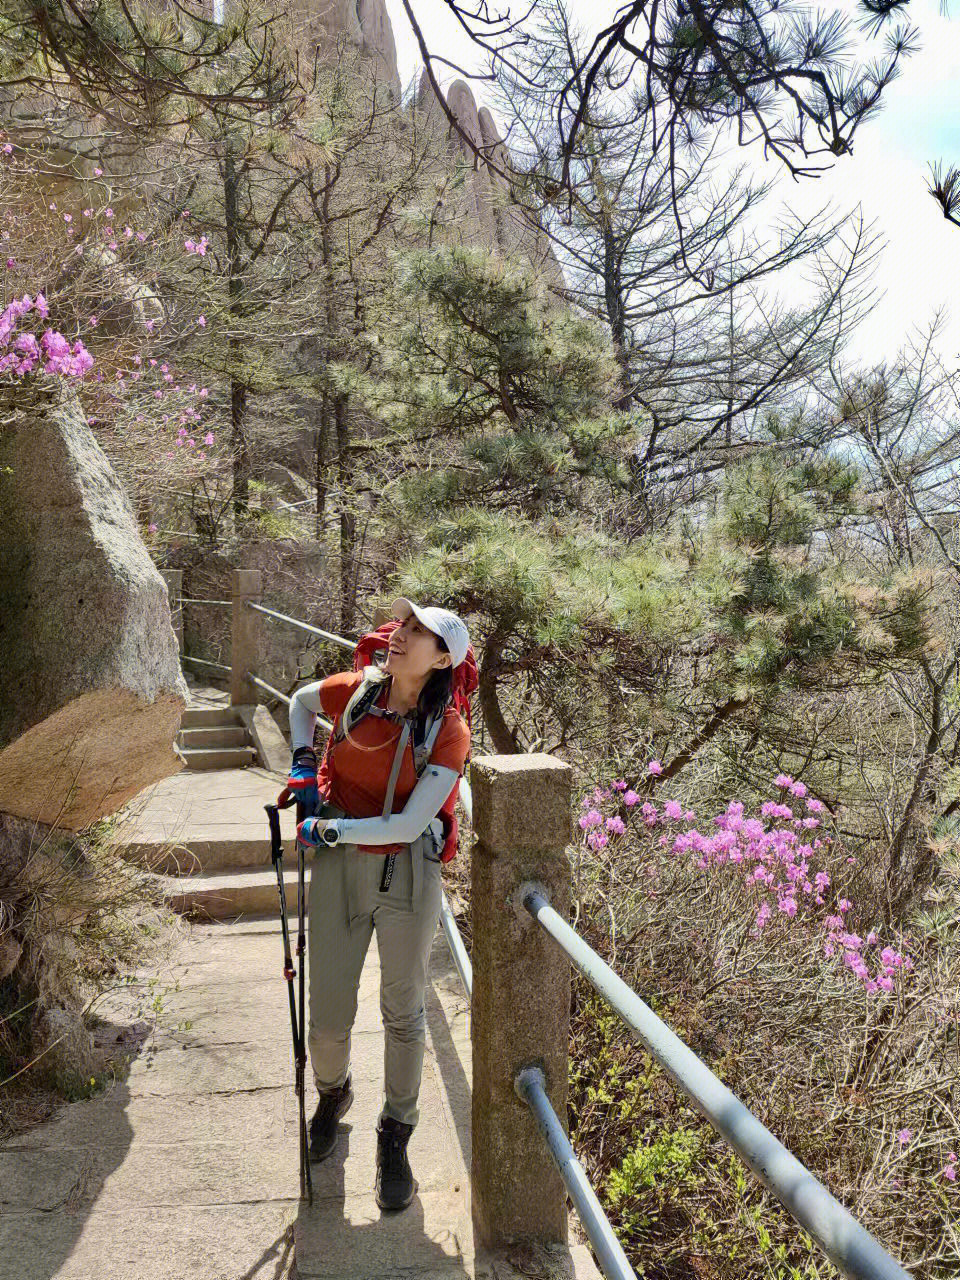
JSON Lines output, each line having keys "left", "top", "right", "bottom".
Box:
{"left": 317, "top": 618, "right": 478, "bottom": 863}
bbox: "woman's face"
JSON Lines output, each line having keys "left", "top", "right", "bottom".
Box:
{"left": 384, "top": 614, "right": 451, "bottom": 682}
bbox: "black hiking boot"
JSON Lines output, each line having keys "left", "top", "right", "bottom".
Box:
{"left": 375, "top": 1116, "right": 418, "bottom": 1211}
{"left": 308, "top": 1075, "right": 353, "bottom": 1162}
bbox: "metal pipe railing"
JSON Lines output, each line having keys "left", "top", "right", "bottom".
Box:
{"left": 181, "top": 597, "right": 232, "bottom": 605}
{"left": 515, "top": 1067, "right": 636, "bottom": 1280}
{"left": 520, "top": 888, "right": 912, "bottom": 1280}
{"left": 245, "top": 602, "right": 355, "bottom": 650}
{"left": 181, "top": 655, "right": 231, "bottom": 673}
{"left": 439, "top": 891, "right": 473, "bottom": 999}
{"left": 247, "top": 672, "right": 334, "bottom": 734}
{"left": 247, "top": 672, "right": 291, "bottom": 704}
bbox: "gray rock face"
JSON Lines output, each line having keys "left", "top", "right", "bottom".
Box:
{"left": 0, "top": 388, "right": 187, "bottom": 830}
{"left": 445, "top": 80, "right": 489, "bottom": 231}
{"left": 411, "top": 73, "right": 565, "bottom": 286}
{"left": 357, "top": 0, "right": 401, "bottom": 100}
{"left": 308, "top": 0, "right": 401, "bottom": 101}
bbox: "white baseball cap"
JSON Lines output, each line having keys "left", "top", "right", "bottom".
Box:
{"left": 391, "top": 598, "right": 470, "bottom": 669}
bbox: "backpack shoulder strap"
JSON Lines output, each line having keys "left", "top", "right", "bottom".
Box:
{"left": 412, "top": 701, "right": 453, "bottom": 777}
{"left": 332, "top": 667, "right": 390, "bottom": 744}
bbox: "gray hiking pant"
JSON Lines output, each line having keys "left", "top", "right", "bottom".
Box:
{"left": 306, "top": 826, "right": 443, "bottom": 1129}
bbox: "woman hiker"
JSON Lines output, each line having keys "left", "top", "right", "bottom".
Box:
{"left": 277, "top": 598, "right": 472, "bottom": 1212}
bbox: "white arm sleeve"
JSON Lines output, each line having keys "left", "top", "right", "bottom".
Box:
{"left": 289, "top": 680, "right": 326, "bottom": 752}
{"left": 336, "top": 764, "right": 460, "bottom": 848}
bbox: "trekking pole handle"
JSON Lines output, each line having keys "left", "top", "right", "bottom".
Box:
{"left": 265, "top": 803, "right": 284, "bottom": 868}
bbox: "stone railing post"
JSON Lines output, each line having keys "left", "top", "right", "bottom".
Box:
{"left": 469, "top": 752, "right": 573, "bottom": 1247}
{"left": 161, "top": 568, "right": 183, "bottom": 651}
{"left": 230, "top": 568, "right": 262, "bottom": 705}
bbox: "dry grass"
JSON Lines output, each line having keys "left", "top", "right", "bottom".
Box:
{"left": 0, "top": 807, "right": 183, "bottom": 1141}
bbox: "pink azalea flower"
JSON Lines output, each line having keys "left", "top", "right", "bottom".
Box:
{"left": 147, "top": 522, "right": 158, "bottom": 533}
{"left": 647, "top": 759, "right": 663, "bottom": 775}
{"left": 88, "top": 315, "right": 98, "bottom": 326}
{"left": 2, "top": 143, "right": 12, "bottom": 154}
{"left": 203, "top": 431, "right": 214, "bottom": 445}
{"left": 94, "top": 166, "right": 103, "bottom": 175}
{"left": 63, "top": 212, "right": 72, "bottom": 223}
{"left": 943, "top": 1166, "right": 957, "bottom": 1182}
{"left": 623, "top": 789, "right": 640, "bottom": 807}
{"left": 197, "top": 314, "right": 206, "bottom": 327}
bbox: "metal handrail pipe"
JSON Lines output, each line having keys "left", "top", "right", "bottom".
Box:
{"left": 180, "top": 597, "right": 232, "bottom": 606}
{"left": 245, "top": 602, "right": 355, "bottom": 650}
{"left": 439, "top": 891, "right": 473, "bottom": 999}
{"left": 181, "top": 656, "right": 231, "bottom": 672}
{"left": 515, "top": 1067, "right": 636, "bottom": 1280}
{"left": 247, "top": 672, "right": 335, "bottom": 734}
{"left": 247, "top": 673, "right": 292, "bottom": 706}
{"left": 520, "top": 889, "right": 912, "bottom": 1280}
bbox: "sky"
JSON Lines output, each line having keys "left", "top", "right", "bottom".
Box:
{"left": 383, "top": 0, "right": 960, "bottom": 370}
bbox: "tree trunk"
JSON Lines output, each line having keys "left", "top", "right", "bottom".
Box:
{"left": 336, "top": 394, "right": 356, "bottom": 633}
{"left": 315, "top": 388, "right": 329, "bottom": 541}
{"left": 602, "top": 222, "right": 632, "bottom": 411}
{"left": 224, "top": 147, "right": 249, "bottom": 522}
{"left": 478, "top": 632, "right": 519, "bottom": 753}
{"left": 883, "top": 660, "right": 944, "bottom": 926}
{"left": 230, "top": 371, "right": 249, "bottom": 520}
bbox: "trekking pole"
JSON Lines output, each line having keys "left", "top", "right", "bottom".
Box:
{"left": 265, "top": 802, "right": 313, "bottom": 1205}
{"left": 295, "top": 798, "right": 310, "bottom": 1203}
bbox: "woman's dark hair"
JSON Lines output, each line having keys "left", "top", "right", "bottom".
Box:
{"left": 416, "top": 635, "right": 454, "bottom": 726}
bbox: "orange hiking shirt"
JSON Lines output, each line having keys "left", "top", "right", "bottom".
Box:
{"left": 316, "top": 670, "right": 471, "bottom": 854}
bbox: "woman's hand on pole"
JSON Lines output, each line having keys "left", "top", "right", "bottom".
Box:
{"left": 278, "top": 746, "right": 319, "bottom": 813}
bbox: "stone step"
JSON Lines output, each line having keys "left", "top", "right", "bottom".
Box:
{"left": 121, "top": 834, "right": 275, "bottom": 875}
{"left": 163, "top": 867, "right": 306, "bottom": 919}
{"left": 180, "top": 745, "right": 258, "bottom": 771}
{"left": 178, "top": 725, "right": 249, "bottom": 749}
{"left": 181, "top": 706, "right": 245, "bottom": 729}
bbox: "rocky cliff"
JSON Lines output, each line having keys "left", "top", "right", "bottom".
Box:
{"left": 311, "top": 0, "right": 563, "bottom": 285}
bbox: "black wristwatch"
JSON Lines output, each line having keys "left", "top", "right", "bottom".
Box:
{"left": 320, "top": 820, "right": 341, "bottom": 847}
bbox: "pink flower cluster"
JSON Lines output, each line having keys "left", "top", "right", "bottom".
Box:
{"left": 577, "top": 766, "right": 915, "bottom": 998}
{"left": 184, "top": 236, "right": 209, "bottom": 256}
{"left": 0, "top": 295, "right": 93, "bottom": 378}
